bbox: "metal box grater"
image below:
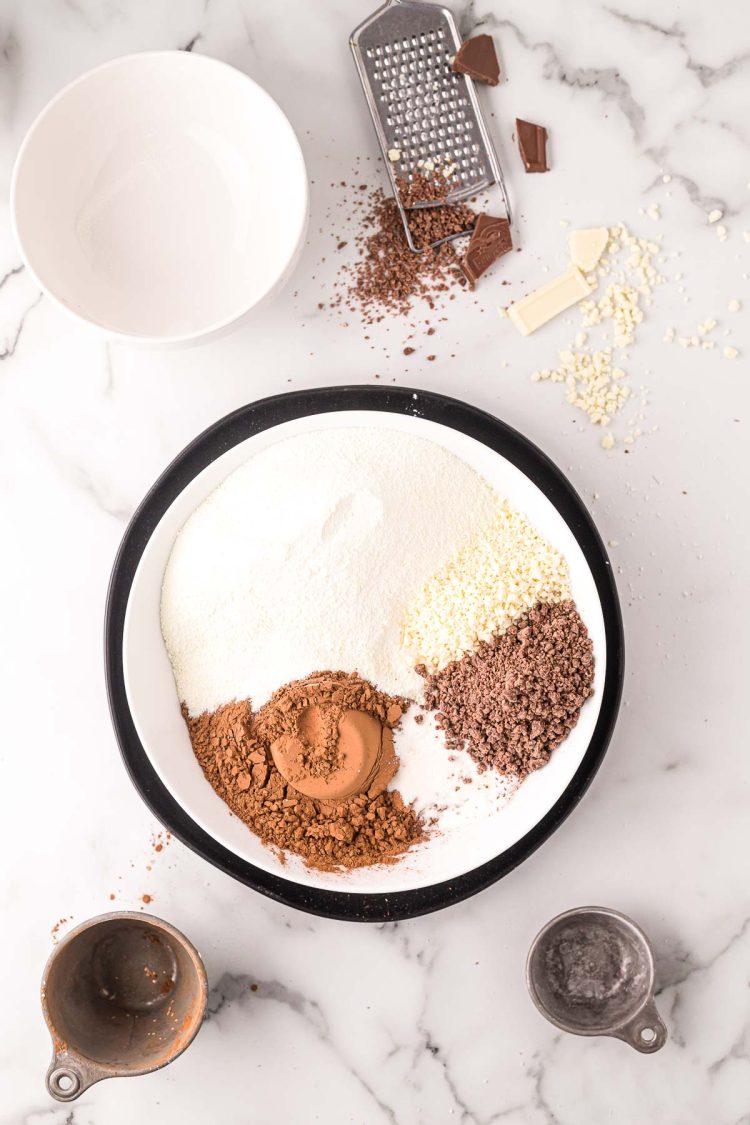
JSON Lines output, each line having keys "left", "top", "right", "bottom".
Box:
{"left": 350, "top": 0, "right": 511, "bottom": 252}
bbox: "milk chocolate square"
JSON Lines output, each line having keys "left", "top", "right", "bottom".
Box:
{"left": 452, "top": 34, "right": 500, "bottom": 86}
{"left": 516, "top": 119, "right": 549, "bottom": 173}
{"left": 462, "top": 214, "right": 513, "bottom": 287}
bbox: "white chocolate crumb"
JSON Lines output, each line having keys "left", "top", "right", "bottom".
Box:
{"left": 723, "top": 346, "right": 739, "bottom": 360}
{"left": 728, "top": 299, "right": 741, "bottom": 313}
{"left": 716, "top": 224, "right": 728, "bottom": 241}
{"left": 663, "top": 326, "right": 675, "bottom": 343}
{"left": 645, "top": 204, "right": 660, "bottom": 221}
{"left": 530, "top": 222, "right": 665, "bottom": 444}
{"left": 708, "top": 209, "right": 723, "bottom": 224}
{"left": 662, "top": 174, "right": 671, "bottom": 184}
{"left": 387, "top": 148, "right": 401, "bottom": 162}
{"left": 534, "top": 349, "right": 630, "bottom": 425}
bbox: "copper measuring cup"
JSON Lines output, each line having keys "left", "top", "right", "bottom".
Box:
{"left": 526, "top": 906, "right": 668, "bottom": 1053}
{"left": 41, "top": 911, "right": 207, "bottom": 1101}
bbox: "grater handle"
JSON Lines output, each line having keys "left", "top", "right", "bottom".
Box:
{"left": 484, "top": 137, "right": 512, "bottom": 224}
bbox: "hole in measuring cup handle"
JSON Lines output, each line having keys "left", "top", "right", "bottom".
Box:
{"left": 47, "top": 1065, "right": 82, "bottom": 1101}
{"left": 615, "top": 1004, "right": 668, "bottom": 1053}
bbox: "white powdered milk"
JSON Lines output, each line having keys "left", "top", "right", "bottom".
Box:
{"left": 160, "top": 428, "right": 498, "bottom": 715}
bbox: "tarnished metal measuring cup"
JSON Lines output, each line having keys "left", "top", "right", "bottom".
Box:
{"left": 526, "top": 906, "right": 668, "bottom": 1053}
{"left": 41, "top": 911, "right": 208, "bottom": 1100}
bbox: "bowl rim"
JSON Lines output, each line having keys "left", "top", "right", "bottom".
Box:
{"left": 10, "top": 50, "right": 309, "bottom": 345}
{"left": 104, "top": 386, "right": 624, "bottom": 922}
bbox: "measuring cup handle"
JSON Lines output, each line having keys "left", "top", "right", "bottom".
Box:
{"left": 614, "top": 1000, "right": 668, "bottom": 1053}
{"left": 46, "top": 1051, "right": 106, "bottom": 1101}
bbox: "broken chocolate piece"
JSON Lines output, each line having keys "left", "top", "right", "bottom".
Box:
{"left": 462, "top": 214, "right": 513, "bottom": 287}
{"left": 516, "top": 119, "right": 549, "bottom": 173}
{"left": 569, "top": 227, "right": 608, "bottom": 272}
{"left": 452, "top": 34, "right": 500, "bottom": 86}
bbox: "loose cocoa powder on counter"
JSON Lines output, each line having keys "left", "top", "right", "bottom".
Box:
{"left": 184, "top": 675, "right": 422, "bottom": 871}
{"left": 419, "top": 602, "right": 594, "bottom": 779}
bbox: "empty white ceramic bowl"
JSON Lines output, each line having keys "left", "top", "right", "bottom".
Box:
{"left": 11, "top": 52, "right": 308, "bottom": 344}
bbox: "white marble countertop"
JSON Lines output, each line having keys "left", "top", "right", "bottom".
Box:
{"left": 1, "top": 0, "right": 749, "bottom": 1121}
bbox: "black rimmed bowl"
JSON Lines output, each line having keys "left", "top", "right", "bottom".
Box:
{"left": 105, "top": 386, "right": 623, "bottom": 922}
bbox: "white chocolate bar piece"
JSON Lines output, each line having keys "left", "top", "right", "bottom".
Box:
{"left": 507, "top": 267, "right": 594, "bottom": 336}
{"left": 569, "top": 227, "right": 608, "bottom": 272}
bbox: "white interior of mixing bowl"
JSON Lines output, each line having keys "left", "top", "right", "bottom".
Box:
{"left": 122, "top": 411, "right": 606, "bottom": 893}
{"left": 12, "top": 52, "right": 308, "bottom": 342}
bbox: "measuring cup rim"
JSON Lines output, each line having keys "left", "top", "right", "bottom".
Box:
{"left": 526, "top": 905, "right": 657, "bottom": 1035}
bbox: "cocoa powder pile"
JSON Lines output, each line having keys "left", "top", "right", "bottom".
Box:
{"left": 185, "top": 673, "right": 422, "bottom": 871}
{"left": 419, "top": 602, "right": 594, "bottom": 779}
{"left": 257, "top": 671, "right": 406, "bottom": 781}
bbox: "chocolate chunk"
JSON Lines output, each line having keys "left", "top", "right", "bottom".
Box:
{"left": 516, "top": 119, "right": 549, "bottom": 173}
{"left": 462, "top": 214, "right": 513, "bottom": 287}
{"left": 452, "top": 34, "right": 500, "bottom": 86}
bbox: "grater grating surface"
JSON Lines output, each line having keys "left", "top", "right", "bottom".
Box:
{"left": 351, "top": 0, "right": 510, "bottom": 251}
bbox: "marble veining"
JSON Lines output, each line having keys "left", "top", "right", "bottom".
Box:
{"left": 0, "top": 0, "right": 748, "bottom": 1122}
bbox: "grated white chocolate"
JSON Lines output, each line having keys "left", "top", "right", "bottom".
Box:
{"left": 532, "top": 348, "right": 629, "bottom": 426}
{"left": 401, "top": 502, "right": 571, "bottom": 672}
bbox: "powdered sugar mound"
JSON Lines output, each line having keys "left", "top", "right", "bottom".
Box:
{"left": 160, "top": 428, "right": 498, "bottom": 715}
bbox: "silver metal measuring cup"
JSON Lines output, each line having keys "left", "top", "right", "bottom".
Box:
{"left": 41, "top": 911, "right": 208, "bottom": 1100}
{"left": 526, "top": 906, "right": 668, "bottom": 1053}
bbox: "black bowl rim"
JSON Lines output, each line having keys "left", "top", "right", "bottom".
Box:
{"left": 105, "top": 385, "right": 624, "bottom": 923}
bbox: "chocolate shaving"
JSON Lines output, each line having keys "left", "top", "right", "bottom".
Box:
{"left": 420, "top": 602, "right": 594, "bottom": 779}
{"left": 397, "top": 171, "right": 452, "bottom": 209}
{"left": 516, "top": 118, "right": 549, "bottom": 173}
{"left": 452, "top": 34, "right": 500, "bottom": 86}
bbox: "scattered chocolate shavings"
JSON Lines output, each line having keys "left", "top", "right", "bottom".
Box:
{"left": 420, "top": 602, "right": 593, "bottom": 779}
